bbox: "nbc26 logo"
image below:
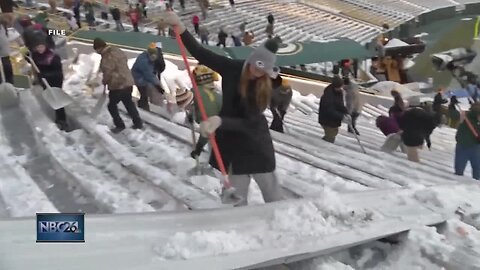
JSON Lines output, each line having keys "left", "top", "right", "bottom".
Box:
{"left": 36, "top": 213, "right": 85, "bottom": 242}
{"left": 38, "top": 221, "right": 81, "bottom": 233}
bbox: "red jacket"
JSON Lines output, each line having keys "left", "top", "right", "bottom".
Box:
{"left": 128, "top": 10, "right": 139, "bottom": 23}
{"left": 192, "top": 15, "right": 199, "bottom": 24}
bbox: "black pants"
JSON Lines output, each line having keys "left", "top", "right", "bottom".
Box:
{"left": 136, "top": 85, "right": 150, "bottom": 111}
{"left": 348, "top": 112, "right": 360, "bottom": 132}
{"left": 1, "top": 56, "right": 14, "bottom": 84}
{"left": 194, "top": 23, "right": 199, "bottom": 34}
{"left": 108, "top": 87, "right": 142, "bottom": 128}
{"left": 270, "top": 108, "right": 286, "bottom": 133}
{"left": 194, "top": 135, "right": 209, "bottom": 154}
{"left": 133, "top": 23, "right": 139, "bottom": 32}
{"left": 216, "top": 40, "right": 226, "bottom": 47}
{"left": 74, "top": 11, "right": 81, "bottom": 29}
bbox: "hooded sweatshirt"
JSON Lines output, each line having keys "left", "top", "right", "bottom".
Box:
{"left": 131, "top": 52, "right": 160, "bottom": 87}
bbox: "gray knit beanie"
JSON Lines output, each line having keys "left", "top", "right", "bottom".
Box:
{"left": 245, "top": 39, "right": 280, "bottom": 78}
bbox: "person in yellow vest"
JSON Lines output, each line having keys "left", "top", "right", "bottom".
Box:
{"left": 188, "top": 64, "right": 222, "bottom": 159}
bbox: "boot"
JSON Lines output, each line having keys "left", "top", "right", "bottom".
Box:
{"left": 190, "top": 150, "right": 201, "bottom": 159}
{"left": 131, "top": 123, "right": 143, "bottom": 130}
{"left": 56, "top": 120, "right": 69, "bottom": 131}
{"left": 110, "top": 126, "right": 125, "bottom": 134}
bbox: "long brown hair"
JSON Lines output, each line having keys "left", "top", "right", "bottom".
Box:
{"left": 239, "top": 63, "right": 272, "bottom": 111}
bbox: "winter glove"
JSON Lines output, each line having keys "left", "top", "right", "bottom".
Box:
{"left": 19, "top": 46, "right": 29, "bottom": 56}
{"left": 155, "top": 84, "right": 165, "bottom": 95}
{"left": 427, "top": 141, "right": 432, "bottom": 150}
{"left": 158, "top": 11, "right": 186, "bottom": 33}
{"left": 342, "top": 114, "right": 352, "bottom": 125}
{"left": 199, "top": 116, "right": 222, "bottom": 137}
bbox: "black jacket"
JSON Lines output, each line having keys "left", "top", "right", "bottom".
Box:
{"left": 399, "top": 108, "right": 436, "bottom": 147}
{"left": 180, "top": 30, "right": 275, "bottom": 175}
{"left": 31, "top": 49, "right": 64, "bottom": 88}
{"left": 154, "top": 47, "right": 166, "bottom": 74}
{"left": 318, "top": 85, "right": 348, "bottom": 127}
{"left": 218, "top": 31, "right": 227, "bottom": 43}
{"left": 432, "top": 93, "right": 448, "bottom": 112}
{"left": 110, "top": 7, "right": 121, "bottom": 21}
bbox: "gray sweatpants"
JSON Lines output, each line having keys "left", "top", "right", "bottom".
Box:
{"left": 229, "top": 172, "right": 283, "bottom": 206}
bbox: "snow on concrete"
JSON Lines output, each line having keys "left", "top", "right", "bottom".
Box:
{"left": 18, "top": 87, "right": 156, "bottom": 214}
{"left": 0, "top": 113, "right": 57, "bottom": 217}
{"left": 154, "top": 188, "right": 377, "bottom": 260}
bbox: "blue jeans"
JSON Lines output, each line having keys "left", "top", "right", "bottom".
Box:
{"left": 455, "top": 144, "right": 480, "bottom": 180}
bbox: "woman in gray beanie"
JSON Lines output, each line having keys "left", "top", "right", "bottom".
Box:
{"left": 159, "top": 11, "right": 283, "bottom": 206}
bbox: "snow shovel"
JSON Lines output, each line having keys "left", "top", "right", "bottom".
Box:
{"left": 348, "top": 121, "right": 367, "bottom": 154}
{"left": 173, "top": 24, "right": 243, "bottom": 206}
{"left": 381, "top": 132, "right": 402, "bottom": 153}
{"left": 0, "top": 60, "right": 16, "bottom": 94}
{"left": 90, "top": 85, "right": 107, "bottom": 119}
{"left": 274, "top": 108, "right": 290, "bottom": 134}
{"left": 26, "top": 55, "right": 73, "bottom": 110}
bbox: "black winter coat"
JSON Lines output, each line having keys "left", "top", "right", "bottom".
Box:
{"left": 31, "top": 49, "right": 64, "bottom": 88}
{"left": 399, "top": 108, "right": 436, "bottom": 147}
{"left": 110, "top": 7, "right": 121, "bottom": 21}
{"left": 154, "top": 47, "right": 166, "bottom": 74}
{"left": 180, "top": 30, "right": 275, "bottom": 175}
{"left": 318, "top": 85, "right": 348, "bottom": 127}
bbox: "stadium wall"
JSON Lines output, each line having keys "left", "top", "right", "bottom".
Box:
{"left": 463, "top": 3, "right": 480, "bottom": 15}
{"left": 418, "top": 6, "right": 457, "bottom": 25}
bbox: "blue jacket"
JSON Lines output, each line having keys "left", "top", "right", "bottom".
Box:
{"left": 131, "top": 52, "right": 160, "bottom": 87}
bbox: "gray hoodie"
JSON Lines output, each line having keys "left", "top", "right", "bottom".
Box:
{"left": 0, "top": 25, "right": 10, "bottom": 58}
{"left": 345, "top": 80, "right": 362, "bottom": 114}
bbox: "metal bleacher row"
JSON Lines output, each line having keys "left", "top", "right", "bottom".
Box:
{"left": 178, "top": 0, "right": 381, "bottom": 45}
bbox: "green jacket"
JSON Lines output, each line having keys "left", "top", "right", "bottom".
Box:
{"left": 192, "top": 85, "right": 222, "bottom": 124}
{"left": 456, "top": 111, "right": 480, "bottom": 146}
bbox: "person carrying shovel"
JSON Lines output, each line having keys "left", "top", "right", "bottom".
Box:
{"left": 30, "top": 36, "right": 69, "bottom": 130}
{"left": 187, "top": 64, "right": 222, "bottom": 159}
{"left": 159, "top": 11, "right": 284, "bottom": 206}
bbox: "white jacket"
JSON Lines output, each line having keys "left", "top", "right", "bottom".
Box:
{"left": 345, "top": 81, "right": 362, "bottom": 114}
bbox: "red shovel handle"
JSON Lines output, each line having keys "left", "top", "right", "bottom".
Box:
{"left": 171, "top": 24, "right": 232, "bottom": 188}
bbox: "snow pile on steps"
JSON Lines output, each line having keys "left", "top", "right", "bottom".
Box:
{"left": 62, "top": 82, "right": 223, "bottom": 208}
{"left": 17, "top": 87, "right": 156, "bottom": 214}
{"left": 66, "top": 129, "right": 187, "bottom": 212}
{"left": 4, "top": 185, "right": 478, "bottom": 270}
{"left": 157, "top": 188, "right": 377, "bottom": 260}
{"left": 0, "top": 111, "right": 57, "bottom": 217}
{"left": 294, "top": 219, "right": 480, "bottom": 270}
